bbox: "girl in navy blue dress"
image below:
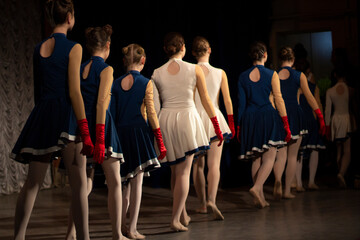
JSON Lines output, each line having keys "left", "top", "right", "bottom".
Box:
{"left": 272, "top": 47, "right": 325, "bottom": 199}
{"left": 296, "top": 59, "right": 325, "bottom": 191}
{"left": 111, "top": 43, "right": 166, "bottom": 239}
{"left": 10, "top": 0, "right": 93, "bottom": 239}
{"left": 237, "top": 41, "right": 291, "bottom": 208}
{"left": 65, "top": 25, "right": 128, "bottom": 240}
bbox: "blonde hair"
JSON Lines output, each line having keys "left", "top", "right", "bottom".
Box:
{"left": 122, "top": 43, "right": 146, "bottom": 67}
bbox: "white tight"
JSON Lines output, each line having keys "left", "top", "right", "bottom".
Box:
{"left": 296, "top": 150, "right": 319, "bottom": 188}
{"left": 122, "top": 171, "right": 144, "bottom": 235}
{"left": 64, "top": 143, "right": 123, "bottom": 240}
{"left": 170, "top": 154, "right": 194, "bottom": 226}
{"left": 14, "top": 158, "right": 51, "bottom": 240}
{"left": 251, "top": 147, "right": 277, "bottom": 200}
{"left": 337, "top": 138, "right": 351, "bottom": 177}
{"left": 273, "top": 137, "right": 302, "bottom": 196}
{"left": 193, "top": 141, "right": 223, "bottom": 208}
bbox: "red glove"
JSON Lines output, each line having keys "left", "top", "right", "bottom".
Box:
{"left": 227, "top": 114, "right": 235, "bottom": 139}
{"left": 77, "top": 119, "right": 94, "bottom": 156}
{"left": 153, "top": 128, "right": 167, "bottom": 160}
{"left": 94, "top": 124, "right": 105, "bottom": 164}
{"left": 210, "top": 116, "right": 224, "bottom": 146}
{"left": 326, "top": 125, "right": 331, "bottom": 141}
{"left": 314, "top": 109, "right": 326, "bottom": 136}
{"left": 281, "top": 116, "right": 292, "bottom": 142}
{"left": 236, "top": 126, "right": 241, "bottom": 143}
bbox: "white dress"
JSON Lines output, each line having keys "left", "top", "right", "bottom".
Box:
{"left": 151, "top": 58, "right": 210, "bottom": 164}
{"left": 325, "top": 82, "right": 352, "bottom": 141}
{"left": 194, "top": 62, "right": 232, "bottom": 142}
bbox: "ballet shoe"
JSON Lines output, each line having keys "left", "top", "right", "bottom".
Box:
{"left": 337, "top": 174, "right": 347, "bottom": 188}
{"left": 296, "top": 186, "right": 306, "bottom": 192}
{"left": 249, "top": 188, "right": 267, "bottom": 208}
{"left": 308, "top": 183, "right": 319, "bottom": 190}
{"left": 170, "top": 222, "right": 188, "bottom": 232}
{"left": 207, "top": 201, "right": 224, "bottom": 220}
{"left": 283, "top": 192, "right": 296, "bottom": 199}
{"left": 127, "top": 231, "right": 146, "bottom": 240}
{"left": 195, "top": 206, "right": 208, "bottom": 214}
{"left": 273, "top": 181, "right": 282, "bottom": 200}
{"left": 180, "top": 215, "right": 191, "bottom": 227}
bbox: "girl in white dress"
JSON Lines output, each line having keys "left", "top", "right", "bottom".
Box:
{"left": 191, "top": 36, "right": 235, "bottom": 220}
{"left": 152, "top": 32, "right": 223, "bottom": 232}
{"left": 325, "top": 68, "right": 353, "bottom": 187}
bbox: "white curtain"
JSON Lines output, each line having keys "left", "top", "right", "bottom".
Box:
{"left": 0, "top": 0, "right": 52, "bottom": 195}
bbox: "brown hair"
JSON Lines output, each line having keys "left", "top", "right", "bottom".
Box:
{"left": 192, "top": 36, "right": 210, "bottom": 59}
{"left": 45, "top": 0, "right": 74, "bottom": 26}
{"left": 163, "top": 32, "right": 185, "bottom": 58}
{"left": 84, "top": 24, "right": 113, "bottom": 55}
{"left": 122, "top": 44, "right": 146, "bottom": 67}
{"left": 278, "top": 47, "right": 295, "bottom": 63}
{"left": 249, "top": 41, "right": 267, "bottom": 61}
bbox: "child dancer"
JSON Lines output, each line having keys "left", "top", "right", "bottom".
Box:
{"left": 273, "top": 47, "right": 325, "bottom": 199}
{"left": 237, "top": 41, "right": 291, "bottom": 208}
{"left": 110, "top": 43, "right": 166, "bottom": 239}
{"left": 10, "top": 0, "right": 93, "bottom": 239}
{"left": 191, "top": 36, "right": 235, "bottom": 220}
{"left": 152, "top": 32, "right": 223, "bottom": 231}
{"left": 296, "top": 59, "right": 325, "bottom": 191}
{"left": 325, "top": 68, "right": 353, "bottom": 187}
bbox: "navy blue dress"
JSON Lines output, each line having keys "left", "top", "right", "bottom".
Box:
{"left": 111, "top": 70, "right": 160, "bottom": 182}
{"left": 11, "top": 33, "right": 78, "bottom": 163}
{"left": 279, "top": 66, "right": 307, "bottom": 139}
{"left": 80, "top": 56, "right": 123, "bottom": 160}
{"left": 237, "top": 65, "right": 286, "bottom": 159}
{"left": 300, "top": 81, "right": 325, "bottom": 150}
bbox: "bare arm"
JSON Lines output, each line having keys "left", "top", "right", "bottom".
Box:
{"left": 314, "top": 86, "right": 323, "bottom": 114}
{"left": 195, "top": 65, "right": 216, "bottom": 118}
{"left": 220, "top": 70, "right": 233, "bottom": 115}
{"left": 68, "top": 44, "right": 86, "bottom": 120}
{"left": 96, "top": 66, "right": 113, "bottom": 124}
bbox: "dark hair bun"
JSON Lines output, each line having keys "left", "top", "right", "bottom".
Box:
{"left": 249, "top": 41, "right": 267, "bottom": 61}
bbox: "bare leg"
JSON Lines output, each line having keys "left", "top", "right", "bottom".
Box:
{"left": 206, "top": 141, "right": 224, "bottom": 220}
{"left": 170, "top": 154, "right": 194, "bottom": 231}
{"left": 249, "top": 147, "right": 277, "bottom": 208}
{"left": 14, "top": 159, "right": 50, "bottom": 240}
{"left": 308, "top": 150, "right": 319, "bottom": 189}
{"left": 192, "top": 155, "right": 207, "bottom": 213}
{"left": 127, "top": 172, "right": 145, "bottom": 239}
{"left": 66, "top": 144, "right": 94, "bottom": 240}
{"left": 284, "top": 137, "right": 302, "bottom": 198}
{"left": 273, "top": 146, "right": 287, "bottom": 200}
{"left": 102, "top": 158, "right": 128, "bottom": 240}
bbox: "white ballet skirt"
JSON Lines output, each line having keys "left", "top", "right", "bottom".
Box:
{"left": 325, "top": 82, "right": 352, "bottom": 141}
{"left": 151, "top": 58, "right": 210, "bottom": 164}
{"left": 194, "top": 62, "right": 232, "bottom": 142}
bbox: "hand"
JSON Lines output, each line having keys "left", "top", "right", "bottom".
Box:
{"left": 227, "top": 114, "right": 235, "bottom": 139}
{"left": 210, "top": 116, "right": 223, "bottom": 146}
{"left": 153, "top": 128, "right": 167, "bottom": 160}
{"left": 236, "top": 126, "right": 241, "bottom": 143}
{"left": 281, "top": 116, "right": 292, "bottom": 142}
{"left": 77, "top": 119, "right": 94, "bottom": 156}
{"left": 314, "top": 109, "right": 326, "bottom": 136}
{"left": 94, "top": 124, "right": 105, "bottom": 164}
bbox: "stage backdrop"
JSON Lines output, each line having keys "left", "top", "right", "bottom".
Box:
{"left": 0, "top": 0, "right": 51, "bottom": 195}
